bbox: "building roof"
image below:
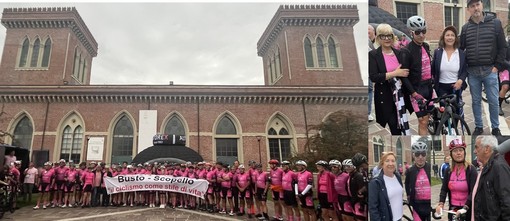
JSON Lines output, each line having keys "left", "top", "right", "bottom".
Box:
{"left": 0, "top": 85, "right": 367, "bottom": 104}
{"left": 1, "top": 7, "right": 98, "bottom": 57}
{"left": 369, "top": 5, "right": 408, "bottom": 34}
{"left": 257, "top": 4, "right": 359, "bottom": 56}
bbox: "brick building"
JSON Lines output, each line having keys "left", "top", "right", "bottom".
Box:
{"left": 0, "top": 6, "right": 367, "bottom": 166}
{"left": 376, "top": 0, "right": 508, "bottom": 44}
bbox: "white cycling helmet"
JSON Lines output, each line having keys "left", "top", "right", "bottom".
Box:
{"left": 407, "top": 15, "right": 426, "bottom": 31}
{"left": 329, "top": 160, "right": 342, "bottom": 167}
{"left": 342, "top": 159, "right": 353, "bottom": 166}
{"left": 412, "top": 141, "right": 428, "bottom": 153}
{"left": 295, "top": 160, "right": 307, "bottom": 167}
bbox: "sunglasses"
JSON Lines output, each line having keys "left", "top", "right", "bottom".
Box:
{"left": 413, "top": 29, "right": 427, "bottom": 35}
{"left": 414, "top": 152, "right": 427, "bottom": 157}
{"left": 378, "top": 34, "right": 394, "bottom": 40}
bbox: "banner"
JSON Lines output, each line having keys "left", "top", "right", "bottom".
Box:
{"left": 104, "top": 175, "right": 208, "bottom": 199}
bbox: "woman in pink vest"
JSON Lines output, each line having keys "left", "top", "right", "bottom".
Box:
{"left": 316, "top": 160, "right": 338, "bottom": 221}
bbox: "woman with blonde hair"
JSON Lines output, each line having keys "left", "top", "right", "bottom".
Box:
{"left": 435, "top": 139, "right": 477, "bottom": 221}
{"left": 369, "top": 23, "right": 413, "bottom": 135}
{"left": 368, "top": 152, "right": 403, "bottom": 221}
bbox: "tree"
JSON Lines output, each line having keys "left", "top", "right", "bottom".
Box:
{"left": 290, "top": 110, "right": 367, "bottom": 171}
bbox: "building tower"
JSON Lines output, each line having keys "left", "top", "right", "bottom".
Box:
{"left": 257, "top": 5, "right": 361, "bottom": 86}
{"left": 0, "top": 7, "right": 98, "bottom": 86}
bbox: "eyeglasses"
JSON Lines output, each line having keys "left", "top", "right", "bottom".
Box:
{"left": 413, "top": 29, "right": 427, "bottom": 35}
{"left": 414, "top": 152, "right": 427, "bottom": 157}
{"left": 378, "top": 34, "right": 394, "bottom": 40}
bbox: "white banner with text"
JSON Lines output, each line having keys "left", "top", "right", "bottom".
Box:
{"left": 104, "top": 175, "right": 209, "bottom": 199}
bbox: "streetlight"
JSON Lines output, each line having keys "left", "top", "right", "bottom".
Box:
{"left": 256, "top": 136, "right": 262, "bottom": 163}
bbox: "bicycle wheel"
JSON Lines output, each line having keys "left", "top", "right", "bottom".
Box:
{"left": 427, "top": 114, "right": 437, "bottom": 135}
{"left": 435, "top": 114, "right": 471, "bottom": 135}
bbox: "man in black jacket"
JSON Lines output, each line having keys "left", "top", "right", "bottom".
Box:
{"left": 460, "top": 0, "right": 507, "bottom": 136}
{"left": 472, "top": 136, "right": 510, "bottom": 220}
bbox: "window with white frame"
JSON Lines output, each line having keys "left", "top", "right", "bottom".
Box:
{"left": 395, "top": 2, "right": 418, "bottom": 27}
{"left": 60, "top": 125, "right": 83, "bottom": 163}
{"left": 267, "top": 116, "right": 294, "bottom": 162}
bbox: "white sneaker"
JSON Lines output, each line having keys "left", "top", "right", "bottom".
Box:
{"left": 229, "top": 211, "right": 235, "bottom": 216}
{"left": 68, "top": 204, "right": 73, "bottom": 208}
{"left": 33, "top": 206, "right": 39, "bottom": 210}
{"left": 61, "top": 204, "right": 67, "bottom": 208}
{"left": 123, "top": 203, "right": 127, "bottom": 207}
{"left": 368, "top": 115, "right": 375, "bottom": 122}
{"left": 43, "top": 205, "right": 47, "bottom": 209}
{"left": 160, "top": 204, "right": 165, "bottom": 209}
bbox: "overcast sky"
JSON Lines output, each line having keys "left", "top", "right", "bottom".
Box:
{"left": 0, "top": 1, "right": 368, "bottom": 85}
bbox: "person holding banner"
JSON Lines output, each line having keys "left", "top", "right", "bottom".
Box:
{"left": 255, "top": 163, "right": 270, "bottom": 220}
{"left": 33, "top": 162, "right": 54, "bottom": 210}
{"left": 236, "top": 164, "right": 252, "bottom": 217}
{"left": 206, "top": 162, "right": 216, "bottom": 212}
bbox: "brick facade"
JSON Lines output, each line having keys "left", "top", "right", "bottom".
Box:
{"left": 0, "top": 6, "right": 367, "bottom": 166}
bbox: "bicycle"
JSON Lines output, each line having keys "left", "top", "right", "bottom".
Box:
{"left": 402, "top": 200, "right": 413, "bottom": 221}
{"left": 424, "top": 93, "right": 471, "bottom": 135}
{"left": 432, "top": 207, "right": 467, "bottom": 221}
{"left": 0, "top": 180, "right": 14, "bottom": 219}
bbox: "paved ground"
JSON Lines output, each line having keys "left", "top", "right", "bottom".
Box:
{"left": 369, "top": 88, "right": 510, "bottom": 136}
{"left": 3, "top": 204, "right": 270, "bottom": 221}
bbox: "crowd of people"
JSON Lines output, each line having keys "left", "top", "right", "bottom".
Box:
{"left": 368, "top": 135, "right": 510, "bottom": 221}
{"left": 368, "top": 0, "right": 508, "bottom": 136}
{"left": 6, "top": 153, "right": 372, "bottom": 221}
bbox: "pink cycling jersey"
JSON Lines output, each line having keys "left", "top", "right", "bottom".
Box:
{"left": 250, "top": 168, "right": 259, "bottom": 184}
{"left": 221, "top": 172, "right": 232, "bottom": 188}
{"left": 66, "top": 169, "right": 78, "bottom": 183}
{"left": 414, "top": 168, "right": 431, "bottom": 200}
{"left": 256, "top": 171, "right": 268, "bottom": 189}
{"left": 41, "top": 169, "right": 54, "bottom": 184}
{"left": 82, "top": 171, "right": 94, "bottom": 186}
{"left": 334, "top": 172, "right": 350, "bottom": 196}
{"left": 198, "top": 169, "right": 207, "bottom": 179}
{"left": 188, "top": 171, "right": 197, "bottom": 179}
{"left": 206, "top": 170, "right": 216, "bottom": 185}
{"left": 270, "top": 168, "right": 283, "bottom": 186}
{"left": 157, "top": 170, "right": 166, "bottom": 175}
{"left": 282, "top": 170, "right": 296, "bottom": 191}
{"left": 297, "top": 170, "right": 313, "bottom": 192}
{"left": 55, "top": 166, "right": 68, "bottom": 181}
{"left": 448, "top": 168, "right": 469, "bottom": 206}
{"left": 237, "top": 172, "right": 250, "bottom": 188}
{"left": 173, "top": 170, "right": 183, "bottom": 177}
{"left": 318, "top": 171, "right": 330, "bottom": 193}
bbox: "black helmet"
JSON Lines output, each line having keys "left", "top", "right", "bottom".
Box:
{"left": 352, "top": 153, "right": 368, "bottom": 167}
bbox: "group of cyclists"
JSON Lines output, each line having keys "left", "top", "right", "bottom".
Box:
{"left": 10, "top": 152, "right": 371, "bottom": 221}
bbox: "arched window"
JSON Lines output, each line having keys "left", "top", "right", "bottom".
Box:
{"left": 30, "top": 38, "right": 40, "bottom": 67}
{"left": 316, "top": 37, "right": 326, "bottom": 67}
{"left": 59, "top": 125, "right": 83, "bottom": 163}
{"left": 396, "top": 137, "right": 403, "bottom": 167}
{"left": 41, "top": 38, "right": 52, "bottom": 67}
{"left": 72, "top": 49, "right": 79, "bottom": 78}
{"left": 267, "top": 115, "right": 294, "bottom": 162}
{"left": 164, "top": 116, "right": 186, "bottom": 137}
{"left": 373, "top": 137, "right": 384, "bottom": 163}
{"left": 304, "top": 37, "right": 314, "bottom": 67}
{"left": 328, "top": 37, "right": 339, "bottom": 68}
{"left": 111, "top": 116, "right": 134, "bottom": 164}
{"left": 215, "top": 115, "right": 238, "bottom": 165}
{"left": 12, "top": 116, "right": 33, "bottom": 148}
{"left": 19, "top": 38, "right": 30, "bottom": 67}
{"left": 275, "top": 48, "right": 281, "bottom": 78}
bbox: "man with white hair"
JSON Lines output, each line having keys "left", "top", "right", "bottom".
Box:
{"left": 472, "top": 135, "right": 510, "bottom": 220}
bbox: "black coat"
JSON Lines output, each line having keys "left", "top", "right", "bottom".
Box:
{"left": 406, "top": 40, "right": 431, "bottom": 88}
{"left": 368, "top": 47, "right": 414, "bottom": 128}
{"left": 473, "top": 153, "right": 510, "bottom": 221}
{"left": 368, "top": 171, "right": 403, "bottom": 221}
